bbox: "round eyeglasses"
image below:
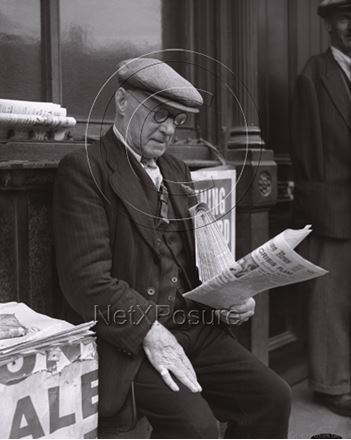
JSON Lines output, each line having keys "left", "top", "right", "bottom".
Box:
{"left": 153, "top": 108, "right": 188, "bottom": 126}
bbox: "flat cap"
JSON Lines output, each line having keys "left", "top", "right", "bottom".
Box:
{"left": 117, "top": 58, "right": 203, "bottom": 113}
{"left": 318, "top": 0, "right": 351, "bottom": 17}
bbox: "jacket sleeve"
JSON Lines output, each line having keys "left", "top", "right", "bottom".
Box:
{"left": 291, "top": 72, "right": 325, "bottom": 182}
{"left": 53, "top": 152, "right": 156, "bottom": 356}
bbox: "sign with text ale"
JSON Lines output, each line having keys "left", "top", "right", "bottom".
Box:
{"left": 0, "top": 339, "right": 98, "bottom": 439}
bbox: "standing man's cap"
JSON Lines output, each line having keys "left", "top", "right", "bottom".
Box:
{"left": 318, "top": 0, "right": 351, "bottom": 17}
{"left": 116, "top": 58, "right": 203, "bottom": 113}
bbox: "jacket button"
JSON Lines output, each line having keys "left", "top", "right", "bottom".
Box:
{"left": 171, "top": 276, "right": 178, "bottom": 284}
{"left": 156, "top": 238, "right": 162, "bottom": 246}
{"left": 147, "top": 287, "right": 156, "bottom": 296}
{"left": 168, "top": 295, "right": 175, "bottom": 302}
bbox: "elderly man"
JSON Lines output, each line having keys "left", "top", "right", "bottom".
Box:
{"left": 290, "top": 0, "right": 351, "bottom": 416}
{"left": 54, "top": 58, "right": 291, "bottom": 438}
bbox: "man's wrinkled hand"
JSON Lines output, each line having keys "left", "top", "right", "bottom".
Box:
{"left": 142, "top": 320, "right": 202, "bottom": 393}
{"left": 215, "top": 297, "right": 256, "bottom": 325}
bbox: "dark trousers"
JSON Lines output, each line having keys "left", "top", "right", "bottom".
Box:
{"left": 134, "top": 323, "right": 291, "bottom": 438}
{"left": 300, "top": 235, "right": 351, "bottom": 394}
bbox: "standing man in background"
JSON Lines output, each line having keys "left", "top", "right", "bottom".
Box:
{"left": 290, "top": 0, "right": 351, "bottom": 416}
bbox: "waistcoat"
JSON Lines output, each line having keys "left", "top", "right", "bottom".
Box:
{"left": 138, "top": 168, "right": 194, "bottom": 327}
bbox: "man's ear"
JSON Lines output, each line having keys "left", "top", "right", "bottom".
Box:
{"left": 115, "top": 87, "right": 128, "bottom": 114}
{"left": 324, "top": 17, "right": 333, "bottom": 34}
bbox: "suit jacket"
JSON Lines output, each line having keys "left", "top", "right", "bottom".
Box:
{"left": 53, "top": 128, "right": 199, "bottom": 426}
{"left": 290, "top": 48, "right": 351, "bottom": 238}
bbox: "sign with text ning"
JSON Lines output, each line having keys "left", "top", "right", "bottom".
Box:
{"left": 191, "top": 168, "right": 236, "bottom": 258}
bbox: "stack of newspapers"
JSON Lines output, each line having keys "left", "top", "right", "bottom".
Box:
{"left": 0, "top": 99, "right": 76, "bottom": 141}
{"left": 0, "top": 302, "right": 95, "bottom": 363}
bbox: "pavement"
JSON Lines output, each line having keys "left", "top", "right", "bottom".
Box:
{"left": 289, "top": 381, "right": 351, "bottom": 439}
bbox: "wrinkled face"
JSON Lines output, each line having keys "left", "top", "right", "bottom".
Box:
{"left": 123, "top": 89, "right": 188, "bottom": 159}
{"left": 327, "top": 10, "right": 351, "bottom": 55}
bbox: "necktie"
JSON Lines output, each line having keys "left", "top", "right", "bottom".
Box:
{"left": 141, "top": 158, "right": 168, "bottom": 224}
{"left": 158, "top": 182, "right": 170, "bottom": 225}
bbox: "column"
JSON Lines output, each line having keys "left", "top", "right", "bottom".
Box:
{"left": 225, "top": 0, "right": 277, "bottom": 365}
{"left": 228, "top": 0, "right": 264, "bottom": 148}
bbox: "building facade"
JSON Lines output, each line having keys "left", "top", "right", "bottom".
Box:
{"left": 0, "top": 0, "right": 329, "bottom": 387}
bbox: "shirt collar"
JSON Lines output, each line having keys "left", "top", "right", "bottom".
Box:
{"left": 112, "top": 124, "right": 142, "bottom": 163}
{"left": 331, "top": 46, "right": 351, "bottom": 81}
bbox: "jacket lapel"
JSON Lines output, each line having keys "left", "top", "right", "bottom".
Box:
{"left": 103, "top": 129, "right": 158, "bottom": 253}
{"left": 321, "top": 49, "right": 351, "bottom": 130}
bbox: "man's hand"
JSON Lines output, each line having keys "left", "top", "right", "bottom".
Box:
{"left": 215, "top": 297, "right": 256, "bottom": 325}
{"left": 142, "top": 321, "right": 202, "bottom": 393}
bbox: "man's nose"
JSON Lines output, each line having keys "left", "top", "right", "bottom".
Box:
{"left": 159, "top": 118, "right": 176, "bottom": 136}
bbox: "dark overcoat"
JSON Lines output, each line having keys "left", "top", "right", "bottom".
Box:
{"left": 290, "top": 48, "right": 351, "bottom": 238}
{"left": 53, "top": 128, "right": 199, "bottom": 424}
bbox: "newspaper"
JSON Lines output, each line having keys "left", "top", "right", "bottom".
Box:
{"left": 0, "top": 302, "right": 95, "bottom": 360}
{"left": 184, "top": 205, "right": 327, "bottom": 309}
{"left": 0, "top": 303, "right": 98, "bottom": 439}
{"left": 189, "top": 203, "right": 235, "bottom": 282}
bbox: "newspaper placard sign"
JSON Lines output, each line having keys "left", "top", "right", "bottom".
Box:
{"left": 191, "top": 168, "right": 236, "bottom": 257}
{"left": 0, "top": 340, "right": 98, "bottom": 439}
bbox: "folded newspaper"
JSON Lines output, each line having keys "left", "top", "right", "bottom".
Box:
{"left": 0, "top": 302, "right": 95, "bottom": 362}
{"left": 184, "top": 203, "right": 328, "bottom": 309}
